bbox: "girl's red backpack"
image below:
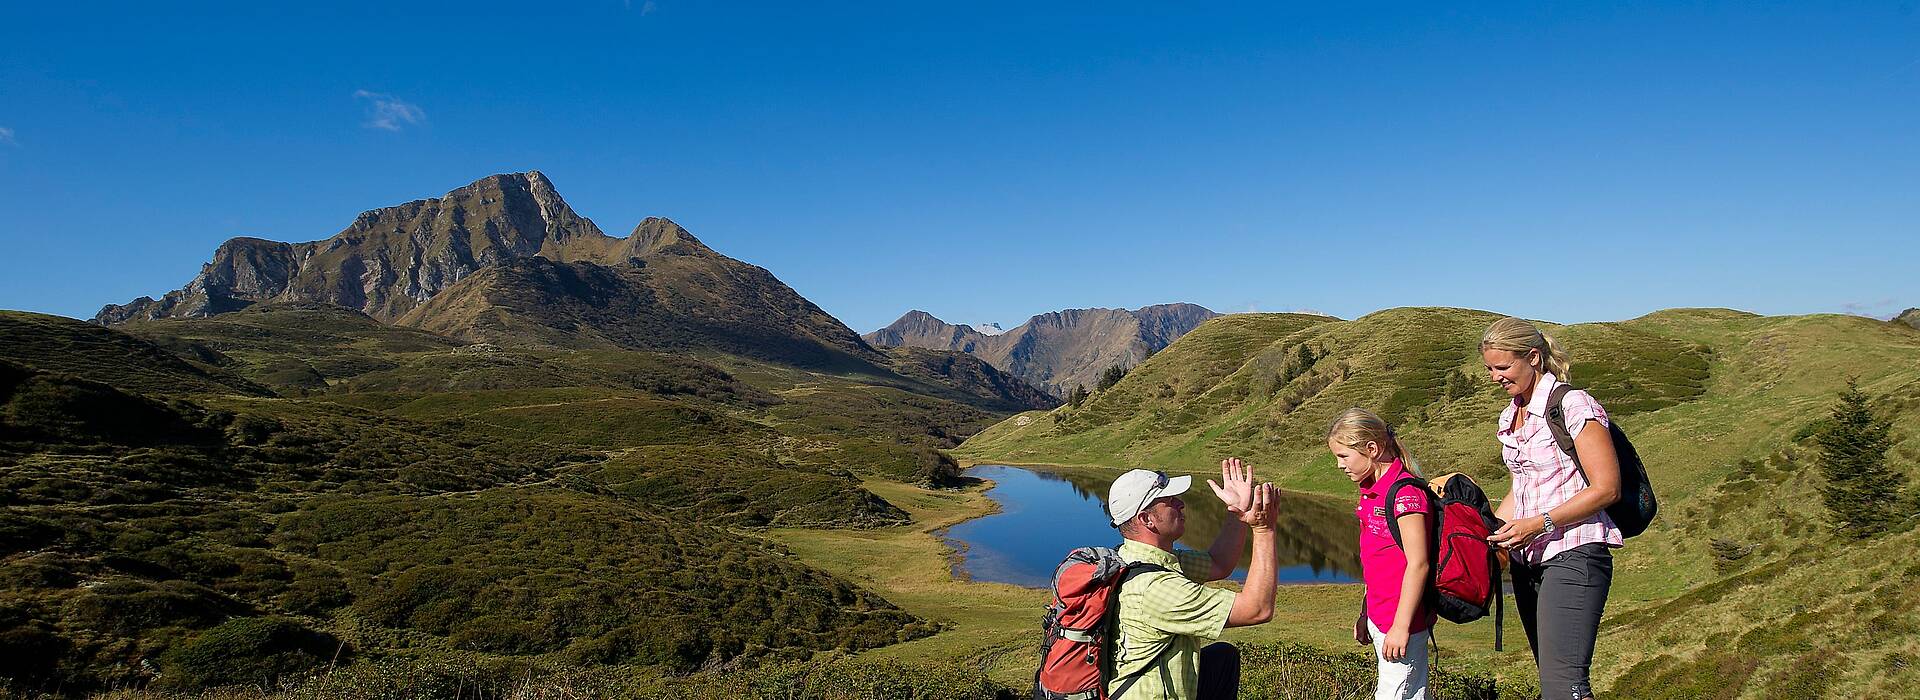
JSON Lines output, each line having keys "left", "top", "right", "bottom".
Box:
{"left": 1033, "top": 546, "right": 1166, "bottom": 700}
{"left": 1386, "top": 472, "right": 1507, "bottom": 650}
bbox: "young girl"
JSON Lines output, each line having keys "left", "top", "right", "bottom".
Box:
{"left": 1329, "top": 408, "right": 1434, "bottom": 700}
{"left": 1480, "top": 317, "right": 1622, "bottom": 700}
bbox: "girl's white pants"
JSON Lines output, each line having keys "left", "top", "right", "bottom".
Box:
{"left": 1367, "top": 619, "right": 1430, "bottom": 700}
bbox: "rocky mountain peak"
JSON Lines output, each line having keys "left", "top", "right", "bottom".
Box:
{"left": 865, "top": 311, "right": 979, "bottom": 350}
{"left": 624, "top": 217, "right": 713, "bottom": 257}
{"left": 93, "top": 172, "right": 717, "bottom": 325}
{"left": 864, "top": 303, "right": 1219, "bottom": 397}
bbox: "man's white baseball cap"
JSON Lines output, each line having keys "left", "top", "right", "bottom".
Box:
{"left": 1106, "top": 469, "right": 1191, "bottom": 526}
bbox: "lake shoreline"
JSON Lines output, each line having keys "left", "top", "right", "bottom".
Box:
{"left": 945, "top": 463, "right": 1361, "bottom": 589}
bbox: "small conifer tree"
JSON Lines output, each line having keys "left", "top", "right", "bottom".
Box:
{"left": 1817, "top": 379, "right": 1903, "bottom": 538}
{"left": 1096, "top": 364, "right": 1128, "bottom": 392}
{"left": 1066, "top": 384, "right": 1089, "bottom": 409}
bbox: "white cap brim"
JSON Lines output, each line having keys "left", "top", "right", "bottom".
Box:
{"left": 1162, "top": 474, "right": 1193, "bottom": 499}
{"left": 1107, "top": 472, "right": 1194, "bottom": 525}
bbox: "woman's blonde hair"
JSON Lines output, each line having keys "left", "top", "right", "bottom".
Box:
{"left": 1480, "top": 316, "right": 1572, "bottom": 381}
{"left": 1326, "top": 408, "right": 1422, "bottom": 477}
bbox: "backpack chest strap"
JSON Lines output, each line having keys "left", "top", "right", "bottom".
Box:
{"left": 1057, "top": 629, "right": 1097, "bottom": 643}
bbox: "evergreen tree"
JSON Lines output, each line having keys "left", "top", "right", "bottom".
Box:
{"left": 1066, "top": 384, "right": 1089, "bottom": 409}
{"left": 1096, "top": 364, "right": 1128, "bottom": 392}
{"left": 1294, "top": 343, "right": 1317, "bottom": 372}
{"left": 1443, "top": 369, "right": 1474, "bottom": 401}
{"left": 1817, "top": 379, "right": 1903, "bottom": 538}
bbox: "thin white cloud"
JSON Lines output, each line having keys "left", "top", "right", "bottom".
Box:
{"left": 353, "top": 90, "right": 426, "bottom": 131}
{"left": 1841, "top": 298, "right": 1900, "bottom": 320}
{"left": 0, "top": 127, "right": 15, "bottom": 146}
{"left": 641, "top": 0, "right": 657, "bottom": 15}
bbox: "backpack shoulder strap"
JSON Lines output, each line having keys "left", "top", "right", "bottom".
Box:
{"left": 1545, "top": 383, "right": 1592, "bottom": 485}
{"left": 1117, "top": 562, "right": 1169, "bottom": 585}
{"left": 1108, "top": 561, "right": 1175, "bottom": 700}
{"left": 1545, "top": 384, "right": 1578, "bottom": 456}
{"left": 1383, "top": 477, "right": 1435, "bottom": 551}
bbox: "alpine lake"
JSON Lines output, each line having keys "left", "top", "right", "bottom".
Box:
{"left": 942, "top": 465, "right": 1361, "bottom": 588}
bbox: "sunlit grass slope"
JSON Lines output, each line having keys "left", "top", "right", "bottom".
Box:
{"left": 958, "top": 307, "right": 1920, "bottom": 697}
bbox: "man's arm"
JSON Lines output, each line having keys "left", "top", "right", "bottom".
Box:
{"left": 1226, "top": 483, "right": 1279, "bottom": 627}
{"left": 1207, "top": 520, "right": 1248, "bottom": 581}
{"left": 1206, "top": 457, "right": 1254, "bottom": 580}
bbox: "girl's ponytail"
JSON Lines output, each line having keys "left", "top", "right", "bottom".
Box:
{"left": 1328, "top": 408, "right": 1422, "bottom": 477}
{"left": 1387, "top": 426, "right": 1424, "bottom": 478}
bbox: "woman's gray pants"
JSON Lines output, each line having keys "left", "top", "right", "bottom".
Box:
{"left": 1510, "top": 543, "right": 1613, "bottom": 700}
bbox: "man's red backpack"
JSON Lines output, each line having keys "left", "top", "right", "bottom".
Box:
{"left": 1384, "top": 472, "right": 1508, "bottom": 650}
{"left": 1033, "top": 546, "right": 1167, "bottom": 700}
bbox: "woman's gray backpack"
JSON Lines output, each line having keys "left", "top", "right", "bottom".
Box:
{"left": 1546, "top": 385, "right": 1657, "bottom": 538}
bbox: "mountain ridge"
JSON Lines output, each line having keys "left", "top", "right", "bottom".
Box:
{"left": 863, "top": 303, "right": 1219, "bottom": 397}
{"left": 95, "top": 172, "right": 709, "bottom": 325}
{"left": 90, "top": 172, "right": 1054, "bottom": 412}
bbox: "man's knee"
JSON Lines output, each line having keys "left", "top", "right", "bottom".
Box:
{"left": 1198, "top": 642, "right": 1240, "bottom": 700}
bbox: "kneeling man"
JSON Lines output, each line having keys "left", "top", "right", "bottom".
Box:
{"left": 1105, "top": 458, "right": 1281, "bottom": 700}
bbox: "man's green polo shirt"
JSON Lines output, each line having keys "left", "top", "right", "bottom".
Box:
{"left": 1106, "top": 539, "right": 1236, "bottom": 699}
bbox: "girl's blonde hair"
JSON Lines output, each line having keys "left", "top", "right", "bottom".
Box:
{"left": 1326, "top": 408, "right": 1422, "bottom": 477}
{"left": 1479, "top": 316, "right": 1572, "bottom": 381}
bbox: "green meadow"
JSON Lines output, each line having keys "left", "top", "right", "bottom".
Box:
{"left": 4, "top": 304, "right": 1917, "bottom": 699}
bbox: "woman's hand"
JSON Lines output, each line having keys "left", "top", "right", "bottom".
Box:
{"left": 1487, "top": 515, "right": 1545, "bottom": 550}
{"left": 1382, "top": 625, "right": 1412, "bottom": 662}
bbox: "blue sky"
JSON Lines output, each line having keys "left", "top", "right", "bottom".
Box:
{"left": 2, "top": 2, "right": 1916, "bottom": 331}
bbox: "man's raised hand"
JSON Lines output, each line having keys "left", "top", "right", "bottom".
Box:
{"left": 1207, "top": 457, "right": 1255, "bottom": 515}
{"left": 1237, "top": 482, "right": 1278, "bottom": 530}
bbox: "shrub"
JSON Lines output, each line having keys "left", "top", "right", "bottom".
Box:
{"left": 1239, "top": 642, "right": 1500, "bottom": 700}
{"left": 158, "top": 616, "right": 340, "bottom": 689}
{"left": 0, "top": 616, "right": 68, "bottom": 687}
{"left": 914, "top": 446, "right": 963, "bottom": 488}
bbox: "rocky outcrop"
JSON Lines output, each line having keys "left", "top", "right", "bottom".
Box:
{"left": 864, "top": 303, "right": 1219, "bottom": 397}
{"left": 96, "top": 172, "right": 667, "bottom": 325}
{"left": 1896, "top": 308, "right": 1920, "bottom": 331}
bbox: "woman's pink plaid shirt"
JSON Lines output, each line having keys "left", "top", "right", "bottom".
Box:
{"left": 1496, "top": 373, "right": 1625, "bottom": 565}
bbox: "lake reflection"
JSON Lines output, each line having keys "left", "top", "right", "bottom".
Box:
{"left": 943, "top": 465, "right": 1360, "bottom": 588}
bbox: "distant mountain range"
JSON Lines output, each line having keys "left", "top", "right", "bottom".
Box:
{"left": 93, "top": 171, "right": 1054, "bottom": 412}
{"left": 863, "top": 304, "right": 1219, "bottom": 398}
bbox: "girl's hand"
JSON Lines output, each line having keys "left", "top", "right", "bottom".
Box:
{"left": 1354, "top": 614, "right": 1371, "bottom": 645}
{"left": 1382, "top": 626, "right": 1411, "bottom": 662}
{"left": 1487, "top": 515, "right": 1545, "bottom": 549}
{"left": 1208, "top": 457, "right": 1255, "bottom": 516}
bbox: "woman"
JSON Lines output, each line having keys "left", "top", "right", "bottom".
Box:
{"left": 1480, "top": 317, "right": 1622, "bottom": 700}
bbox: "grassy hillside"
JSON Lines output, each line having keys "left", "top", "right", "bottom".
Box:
{"left": 14, "top": 302, "right": 1917, "bottom": 698}
{"left": 0, "top": 304, "right": 1022, "bottom": 695}
{"left": 0, "top": 312, "right": 271, "bottom": 397}
{"left": 958, "top": 307, "right": 1920, "bottom": 697}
